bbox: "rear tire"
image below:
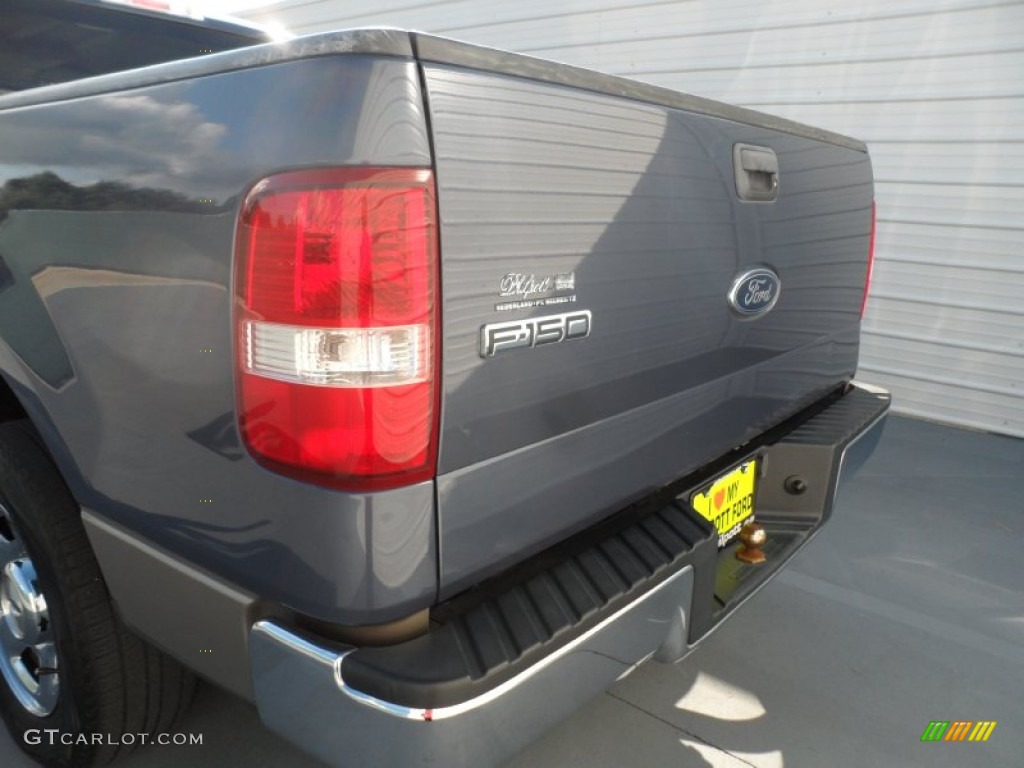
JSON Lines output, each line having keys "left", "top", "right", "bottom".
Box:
{"left": 0, "top": 420, "right": 196, "bottom": 767}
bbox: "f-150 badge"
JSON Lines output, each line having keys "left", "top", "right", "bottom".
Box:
{"left": 728, "top": 267, "right": 781, "bottom": 317}
{"left": 481, "top": 310, "right": 591, "bottom": 357}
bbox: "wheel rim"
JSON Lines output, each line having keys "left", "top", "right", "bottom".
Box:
{"left": 0, "top": 502, "right": 59, "bottom": 716}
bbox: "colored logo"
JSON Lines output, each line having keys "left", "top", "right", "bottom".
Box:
{"left": 727, "top": 267, "right": 780, "bottom": 317}
{"left": 921, "top": 721, "right": 997, "bottom": 742}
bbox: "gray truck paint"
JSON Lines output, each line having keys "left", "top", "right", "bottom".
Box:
{"left": 426, "top": 63, "right": 872, "bottom": 595}
{"left": 412, "top": 33, "right": 865, "bottom": 153}
{"left": 0, "top": 28, "right": 413, "bottom": 110}
{"left": 0, "top": 55, "right": 436, "bottom": 626}
{"left": 82, "top": 510, "right": 261, "bottom": 699}
{"left": 0, "top": 29, "right": 872, "bottom": 635}
{"left": 0, "top": 30, "right": 865, "bottom": 155}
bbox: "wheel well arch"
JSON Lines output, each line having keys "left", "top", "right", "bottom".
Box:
{"left": 0, "top": 374, "right": 28, "bottom": 423}
{"left": 0, "top": 369, "right": 89, "bottom": 511}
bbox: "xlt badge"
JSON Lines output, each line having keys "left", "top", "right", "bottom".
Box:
{"left": 481, "top": 310, "right": 592, "bottom": 357}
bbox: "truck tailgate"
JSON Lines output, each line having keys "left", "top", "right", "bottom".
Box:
{"left": 418, "top": 42, "right": 873, "bottom": 598}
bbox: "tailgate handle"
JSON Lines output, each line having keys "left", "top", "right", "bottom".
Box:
{"left": 733, "top": 144, "right": 778, "bottom": 202}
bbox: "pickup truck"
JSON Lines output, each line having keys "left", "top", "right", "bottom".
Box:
{"left": 0, "top": 3, "right": 890, "bottom": 766}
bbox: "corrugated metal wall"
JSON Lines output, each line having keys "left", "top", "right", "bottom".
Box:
{"left": 245, "top": 0, "right": 1024, "bottom": 437}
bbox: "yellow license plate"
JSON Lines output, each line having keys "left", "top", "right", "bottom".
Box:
{"left": 691, "top": 460, "right": 757, "bottom": 547}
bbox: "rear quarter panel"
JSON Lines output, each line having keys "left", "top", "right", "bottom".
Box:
{"left": 0, "top": 54, "right": 438, "bottom": 624}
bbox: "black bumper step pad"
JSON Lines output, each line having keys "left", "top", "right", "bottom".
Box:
{"left": 342, "top": 502, "right": 716, "bottom": 709}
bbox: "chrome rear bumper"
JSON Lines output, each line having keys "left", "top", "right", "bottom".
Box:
{"left": 250, "top": 565, "right": 694, "bottom": 767}
{"left": 249, "top": 382, "right": 889, "bottom": 767}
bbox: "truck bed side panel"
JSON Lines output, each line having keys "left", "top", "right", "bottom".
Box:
{"left": 0, "top": 55, "right": 437, "bottom": 624}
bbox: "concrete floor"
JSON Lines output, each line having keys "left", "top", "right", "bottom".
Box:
{"left": 1, "top": 415, "right": 1021, "bottom": 767}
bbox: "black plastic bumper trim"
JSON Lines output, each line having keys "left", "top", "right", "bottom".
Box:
{"left": 344, "top": 501, "right": 715, "bottom": 709}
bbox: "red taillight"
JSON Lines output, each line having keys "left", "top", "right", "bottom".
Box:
{"left": 235, "top": 168, "right": 439, "bottom": 491}
{"left": 861, "top": 200, "right": 876, "bottom": 317}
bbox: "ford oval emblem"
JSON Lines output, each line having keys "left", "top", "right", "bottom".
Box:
{"left": 728, "top": 267, "right": 781, "bottom": 317}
